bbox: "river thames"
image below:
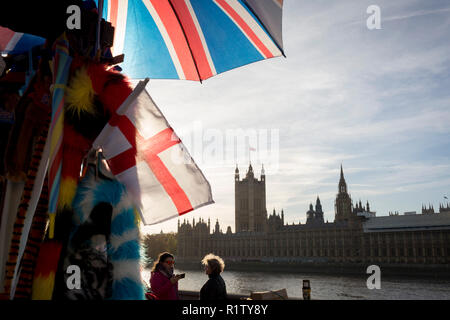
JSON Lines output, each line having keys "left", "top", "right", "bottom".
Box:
{"left": 142, "top": 268, "right": 450, "bottom": 300}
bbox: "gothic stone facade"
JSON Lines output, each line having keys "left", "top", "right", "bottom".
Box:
{"left": 177, "top": 165, "right": 450, "bottom": 264}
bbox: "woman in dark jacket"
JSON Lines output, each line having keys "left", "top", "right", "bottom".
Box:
{"left": 200, "top": 253, "right": 227, "bottom": 300}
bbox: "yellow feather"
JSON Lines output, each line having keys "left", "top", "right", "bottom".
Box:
{"left": 58, "top": 177, "right": 78, "bottom": 209}
{"left": 31, "top": 273, "right": 55, "bottom": 300}
{"left": 48, "top": 213, "right": 56, "bottom": 239}
{"left": 65, "top": 67, "right": 96, "bottom": 118}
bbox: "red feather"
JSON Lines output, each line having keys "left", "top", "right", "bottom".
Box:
{"left": 33, "top": 241, "right": 62, "bottom": 278}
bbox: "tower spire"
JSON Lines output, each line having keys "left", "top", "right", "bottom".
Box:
{"left": 338, "top": 164, "right": 348, "bottom": 194}
{"left": 246, "top": 162, "right": 254, "bottom": 178}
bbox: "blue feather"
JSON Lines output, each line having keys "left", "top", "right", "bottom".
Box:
{"left": 111, "top": 208, "right": 136, "bottom": 236}
{"left": 69, "top": 166, "right": 144, "bottom": 300}
{"left": 110, "top": 240, "right": 140, "bottom": 261}
{"left": 110, "top": 278, "right": 145, "bottom": 300}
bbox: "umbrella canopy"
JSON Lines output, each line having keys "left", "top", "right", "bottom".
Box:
{"left": 105, "top": 0, "right": 284, "bottom": 81}
{"left": 0, "top": 27, "right": 45, "bottom": 55}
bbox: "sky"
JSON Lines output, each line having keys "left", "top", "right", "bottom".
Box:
{"left": 141, "top": 0, "right": 450, "bottom": 234}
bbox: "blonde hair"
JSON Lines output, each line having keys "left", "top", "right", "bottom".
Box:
{"left": 201, "top": 253, "right": 225, "bottom": 275}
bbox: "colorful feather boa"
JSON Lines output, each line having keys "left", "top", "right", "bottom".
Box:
{"left": 61, "top": 159, "right": 144, "bottom": 300}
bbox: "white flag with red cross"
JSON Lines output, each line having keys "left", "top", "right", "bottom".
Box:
{"left": 93, "top": 79, "right": 214, "bottom": 225}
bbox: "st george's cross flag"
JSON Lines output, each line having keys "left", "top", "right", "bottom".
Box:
{"left": 93, "top": 79, "right": 213, "bottom": 224}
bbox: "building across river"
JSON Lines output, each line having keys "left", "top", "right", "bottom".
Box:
{"left": 177, "top": 164, "right": 450, "bottom": 265}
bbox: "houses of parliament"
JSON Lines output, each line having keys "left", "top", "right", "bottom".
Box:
{"left": 177, "top": 164, "right": 450, "bottom": 265}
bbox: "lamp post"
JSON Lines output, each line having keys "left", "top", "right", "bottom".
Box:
{"left": 302, "top": 280, "right": 311, "bottom": 300}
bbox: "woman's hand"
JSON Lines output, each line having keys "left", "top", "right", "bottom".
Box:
{"left": 170, "top": 275, "right": 182, "bottom": 284}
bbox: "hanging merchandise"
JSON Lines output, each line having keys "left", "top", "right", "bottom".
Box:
{"left": 12, "top": 178, "right": 48, "bottom": 299}
{"left": 30, "top": 240, "right": 62, "bottom": 300}
{"left": 0, "top": 51, "right": 56, "bottom": 300}
{"left": 52, "top": 54, "right": 133, "bottom": 232}
{"left": 2, "top": 117, "right": 50, "bottom": 297}
{"left": 59, "top": 151, "right": 143, "bottom": 300}
{"left": 46, "top": 34, "right": 72, "bottom": 240}
{"left": 0, "top": 54, "right": 51, "bottom": 297}
{"left": 3, "top": 63, "right": 51, "bottom": 183}
{"left": 0, "top": 27, "right": 46, "bottom": 55}
{"left": 30, "top": 34, "right": 72, "bottom": 300}
{"left": 57, "top": 58, "right": 127, "bottom": 209}
{"left": 0, "top": 80, "right": 21, "bottom": 228}
{"left": 33, "top": 31, "right": 135, "bottom": 300}
{"left": 0, "top": 180, "right": 25, "bottom": 294}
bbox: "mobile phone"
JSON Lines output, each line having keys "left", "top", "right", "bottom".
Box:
{"left": 178, "top": 273, "right": 185, "bottom": 279}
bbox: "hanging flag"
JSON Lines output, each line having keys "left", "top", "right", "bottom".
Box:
{"left": 93, "top": 79, "right": 213, "bottom": 224}
{"left": 0, "top": 27, "right": 45, "bottom": 54}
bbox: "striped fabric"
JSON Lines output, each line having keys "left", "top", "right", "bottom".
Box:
{"left": 13, "top": 178, "right": 48, "bottom": 299}
{"left": 0, "top": 27, "right": 45, "bottom": 54}
{"left": 104, "top": 0, "right": 284, "bottom": 80}
{"left": 0, "top": 181, "right": 25, "bottom": 295}
{"left": 3, "top": 116, "right": 50, "bottom": 296}
{"left": 47, "top": 34, "right": 72, "bottom": 238}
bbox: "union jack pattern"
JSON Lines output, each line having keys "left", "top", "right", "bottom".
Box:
{"left": 104, "top": 0, "right": 283, "bottom": 80}
{"left": 0, "top": 27, "right": 45, "bottom": 54}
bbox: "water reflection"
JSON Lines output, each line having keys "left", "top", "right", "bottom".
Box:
{"left": 141, "top": 268, "right": 450, "bottom": 300}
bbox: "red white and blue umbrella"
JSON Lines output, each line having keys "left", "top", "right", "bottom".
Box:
{"left": 0, "top": 27, "right": 45, "bottom": 54}
{"left": 103, "top": 0, "right": 284, "bottom": 81}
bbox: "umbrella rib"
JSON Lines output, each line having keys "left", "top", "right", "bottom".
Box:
{"left": 167, "top": 0, "right": 203, "bottom": 83}
{"left": 241, "top": 0, "right": 286, "bottom": 58}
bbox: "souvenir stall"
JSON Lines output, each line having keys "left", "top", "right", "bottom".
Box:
{"left": 0, "top": 2, "right": 146, "bottom": 300}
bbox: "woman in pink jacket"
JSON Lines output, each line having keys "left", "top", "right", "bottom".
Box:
{"left": 150, "top": 252, "right": 183, "bottom": 300}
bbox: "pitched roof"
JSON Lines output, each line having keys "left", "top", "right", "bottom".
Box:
{"left": 363, "top": 212, "right": 450, "bottom": 232}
